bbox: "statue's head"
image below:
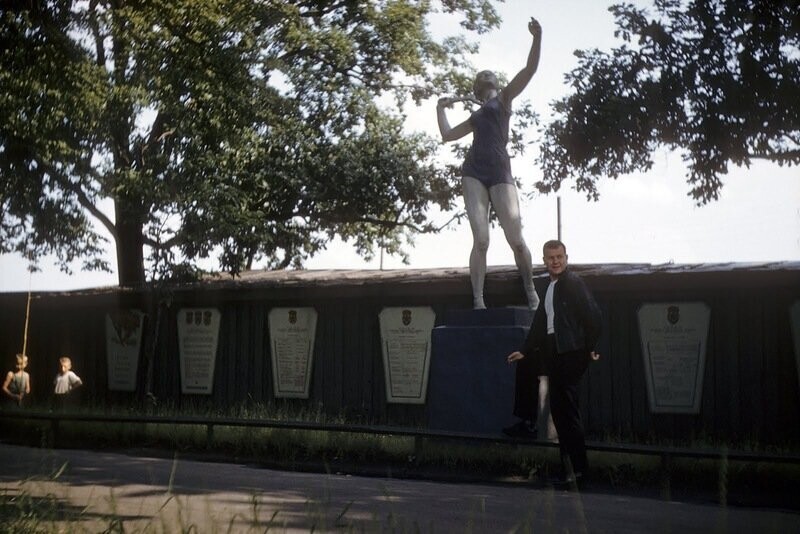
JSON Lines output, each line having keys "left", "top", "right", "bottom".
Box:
{"left": 473, "top": 70, "right": 499, "bottom": 100}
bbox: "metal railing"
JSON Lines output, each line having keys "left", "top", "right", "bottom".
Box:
{"left": 2, "top": 410, "right": 798, "bottom": 478}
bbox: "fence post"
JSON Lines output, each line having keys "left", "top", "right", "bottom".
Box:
{"left": 206, "top": 423, "right": 214, "bottom": 449}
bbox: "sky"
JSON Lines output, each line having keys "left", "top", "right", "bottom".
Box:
{"left": 1, "top": 0, "right": 798, "bottom": 292}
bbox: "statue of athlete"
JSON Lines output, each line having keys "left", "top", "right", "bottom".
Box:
{"left": 436, "top": 17, "right": 542, "bottom": 310}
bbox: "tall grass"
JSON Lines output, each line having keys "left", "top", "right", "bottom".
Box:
{"left": 2, "top": 401, "right": 799, "bottom": 508}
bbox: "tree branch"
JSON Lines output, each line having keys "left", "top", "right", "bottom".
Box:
{"left": 431, "top": 212, "right": 465, "bottom": 232}
{"left": 35, "top": 156, "right": 118, "bottom": 241}
{"left": 747, "top": 149, "right": 800, "bottom": 162}
{"left": 296, "top": 0, "right": 349, "bottom": 18}
{"left": 88, "top": 0, "right": 106, "bottom": 67}
{"left": 134, "top": 111, "right": 173, "bottom": 170}
{"left": 143, "top": 234, "right": 182, "bottom": 249}
{"left": 328, "top": 214, "right": 424, "bottom": 232}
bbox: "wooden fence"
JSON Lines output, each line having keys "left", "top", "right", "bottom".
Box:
{"left": 1, "top": 263, "right": 798, "bottom": 445}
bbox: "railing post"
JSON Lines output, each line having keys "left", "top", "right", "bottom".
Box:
{"left": 660, "top": 452, "right": 672, "bottom": 501}
{"left": 718, "top": 447, "right": 729, "bottom": 507}
{"left": 49, "top": 418, "right": 59, "bottom": 448}
{"left": 413, "top": 435, "right": 424, "bottom": 464}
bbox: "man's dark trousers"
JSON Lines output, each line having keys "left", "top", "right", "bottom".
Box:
{"left": 546, "top": 335, "right": 590, "bottom": 474}
{"left": 512, "top": 350, "right": 538, "bottom": 422}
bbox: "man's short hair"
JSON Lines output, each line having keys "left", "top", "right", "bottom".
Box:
{"left": 543, "top": 239, "right": 566, "bottom": 255}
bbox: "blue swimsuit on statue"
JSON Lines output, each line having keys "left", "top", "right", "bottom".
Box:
{"left": 461, "top": 96, "right": 514, "bottom": 188}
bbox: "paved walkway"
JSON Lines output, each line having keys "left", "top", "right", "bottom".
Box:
{"left": 0, "top": 443, "right": 797, "bottom": 532}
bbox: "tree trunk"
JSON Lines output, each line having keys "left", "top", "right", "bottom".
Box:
{"left": 114, "top": 198, "right": 146, "bottom": 287}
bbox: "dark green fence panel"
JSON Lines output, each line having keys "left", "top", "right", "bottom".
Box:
{"left": 1, "top": 264, "right": 799, "bottom": 445}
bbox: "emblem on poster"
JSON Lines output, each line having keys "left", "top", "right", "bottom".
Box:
{"left": 268, "top": 308, "right": 317, "bottom": 399}
{"left": 637, "top": 302, "right": 710, "bottom": 414}
{"left": 177, "top": 308, "right": 221, "bottom": 394}
{"left": 379, "top": 307, "right": 436, "bottom": 404}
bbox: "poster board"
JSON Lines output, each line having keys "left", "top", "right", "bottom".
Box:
{"left": 105, "top": 309, "right": 145, "bottom": 392}
{"left": 268, "top": 308, "right": 317, "bottom": 399}
{"left": 177, "top": 308, "right": 221, "bottom": 394}
{"left": 637, "top": 302, "right": 710, "bottom": 414}
{"left": 379, "top": 307, "right": 436, "bottom": 404}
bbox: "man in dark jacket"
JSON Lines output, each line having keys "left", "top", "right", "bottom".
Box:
{"left": 508, "top": 239, "right": 602, "bottom": 484}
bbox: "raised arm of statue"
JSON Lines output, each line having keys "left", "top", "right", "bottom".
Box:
{"left": 500, "top": 17, "right": 542, "bottom": 107}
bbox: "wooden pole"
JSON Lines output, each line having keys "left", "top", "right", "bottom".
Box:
{"left": 21, "top": 270, "right": 32, "bottom": 357}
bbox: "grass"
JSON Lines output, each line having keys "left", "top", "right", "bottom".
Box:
{"left": 1, "top": 401, "right": 799, "bottom": 529}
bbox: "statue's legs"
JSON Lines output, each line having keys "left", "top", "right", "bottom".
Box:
{"left": 489, "top": 184, "right": 538, "bottom": 310}
{"left": 462, "top": 176, "right": 491, "bottom": 309}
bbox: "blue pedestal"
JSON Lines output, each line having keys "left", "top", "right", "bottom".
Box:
{"left": 427, "top": 307, "right": 533, "bottom": 434}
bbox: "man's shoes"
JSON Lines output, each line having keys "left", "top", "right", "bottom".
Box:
{"left": 502, "top": 420, "right": 537, "bottom": 439}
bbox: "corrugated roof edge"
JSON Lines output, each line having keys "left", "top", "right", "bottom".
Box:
{"left": 6, "top": 261, "right": 799, "bottom": 297}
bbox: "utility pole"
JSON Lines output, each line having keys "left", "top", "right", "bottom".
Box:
{"left": 557, "top": 196, "right": 562, "bottom": 241}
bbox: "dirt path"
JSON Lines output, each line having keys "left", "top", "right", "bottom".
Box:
{"left": 1, "top": 443, "right": 797, "bottom": 532}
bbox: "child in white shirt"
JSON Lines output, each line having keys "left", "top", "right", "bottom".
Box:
{"left": 54, "top": 356, "right": 82, "bottom": 406}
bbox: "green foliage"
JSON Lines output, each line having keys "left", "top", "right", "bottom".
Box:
{"left": 537, "top": 0, "right": 800, "bottom": 204}
{"left": 0, "top": 1, "right": 503, "bottom": 284}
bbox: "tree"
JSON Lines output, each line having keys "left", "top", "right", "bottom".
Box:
{"left": 1, "top": 0, "right": 502, "bottom": 286}
{"left": 536, "top": 0, "right": 800, "bottom": 204}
